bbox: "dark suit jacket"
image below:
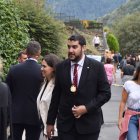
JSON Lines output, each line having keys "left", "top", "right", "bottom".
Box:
{"left": 6, "top": 60, "right": 43, "bottom": 125}
{"left": 47, "top": 56, "right": 111, "bottom": 134}
{"left": 0, "top": 81, "right": 11, "bottom": 140}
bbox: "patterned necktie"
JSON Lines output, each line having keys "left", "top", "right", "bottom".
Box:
{"left": 73, "top": 64, "right": 78, "bottom": 88}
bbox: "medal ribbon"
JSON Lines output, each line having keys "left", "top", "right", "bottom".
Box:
{"left": 73, "top": 64, "right": 78, "bottom": 88}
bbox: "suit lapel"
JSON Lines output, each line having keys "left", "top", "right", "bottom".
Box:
{"left": 63, "top": 59, "right": 72, "bottom": 86}
{"left": 78, "top": 57, "right": 90, "bottom": 90}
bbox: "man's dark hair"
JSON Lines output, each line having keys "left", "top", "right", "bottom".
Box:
{"left": 133, "top": 65, "right": 140, "bottom": 81}
{"left": 26, "top": 41, "right": 41, "bottom": 57}
{"left": 18, "top": 51, "right": 26, "bottom": 58}
{"left": 43, "top": 53, "right": 61, "bottom": 75}
{"left": 68, "top": 35, "right": 86, "bottom": 46}
{"left": 106, "top": 58, "right": 112, "bottom": 64}
{"left": 126, "top": 59, "right": 131, "bottom": 64}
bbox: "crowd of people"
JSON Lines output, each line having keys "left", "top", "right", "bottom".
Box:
{"left": 100, "top": 49, "right": 140, "bottom": 140}
{"left": 0, "top": 34, "right": 140, "bottom": 140}
{"left": 101, "top": 49, "right": 140, "bottom": 86}
{"left": 0, "top": 35, "right": 111, "bottom": 140}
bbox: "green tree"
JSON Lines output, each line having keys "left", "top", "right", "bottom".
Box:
{"left": 107, "top": 33, "right": 119, "bottom": 52}
{"left": 14, "top": 0, "right": 67, "bottom": 56}
{"left": 113, "top": 12, "right": 140, "bottom": 55}
{"left": 0, "top": 0, "right": 29, "bottom": 78}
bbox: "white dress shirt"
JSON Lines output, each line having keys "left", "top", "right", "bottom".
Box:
{"left": 71, "top": 55, "right": 85, "bottom": 86}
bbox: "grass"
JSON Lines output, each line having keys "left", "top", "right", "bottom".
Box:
{"left": 58, "top": 26, "right": 100, "bottom": 59}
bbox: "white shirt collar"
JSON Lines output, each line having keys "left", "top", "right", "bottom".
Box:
{"left": 27, "top": 58, "right": 38, "bottom": 62}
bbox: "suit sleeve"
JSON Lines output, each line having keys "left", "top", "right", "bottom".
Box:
{"left": 6, "top": 67, "right": 14, "bottom": 94}
{"left": 85, "top": 63, "right": 111, "bottom": 113}
{"left": 47, "top": 65, "right": 61, "bottom": 125}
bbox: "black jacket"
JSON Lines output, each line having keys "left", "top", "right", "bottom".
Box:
{"left": 47, "top": 56, "right": 111, "bottom": 134}
{"left": 6, "top": 60, "right": 43, "bottom": 125}
{"left": 0, "top": 81, "right": 12, "bottom": 140}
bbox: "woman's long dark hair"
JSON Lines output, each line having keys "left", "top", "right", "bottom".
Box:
{"left": 132, "top": 65, "right": 140, "bottom": 81}
{"left": 43, "top": 53, "right": 61, "bottom": 75}
{"left": 105, "top": 58, "right": 112, "bottom": 64}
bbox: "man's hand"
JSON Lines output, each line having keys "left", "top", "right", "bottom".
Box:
{"left": 47, "top": 125, "right": 54, "bottom": 139}
{"left": 72, "top": 105, "right": 87, "bottom": 118}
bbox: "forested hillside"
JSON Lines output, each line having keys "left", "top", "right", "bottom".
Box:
{"left": 46, "top": 0, "right": 126, "bottom": 20}
{"left": 100, "top": 0, "right": 140, "bottom": 25}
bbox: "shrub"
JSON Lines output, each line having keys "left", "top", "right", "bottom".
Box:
{"left": 0, "top": 0, "right": 29, "bottom": 78}
{"left": 107, "top": 33, "right": 119, "bottom": 52}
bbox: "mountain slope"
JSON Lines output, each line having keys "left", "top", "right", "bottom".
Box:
{"left": 46, "top": 0, "right": 126, "bottom": 20}
{"left": 100, "top": 0, "right": 140, "bottom": 25}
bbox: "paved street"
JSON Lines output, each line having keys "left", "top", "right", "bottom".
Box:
{"left": 99, "top": 69, "right": 123, "bottom": 140}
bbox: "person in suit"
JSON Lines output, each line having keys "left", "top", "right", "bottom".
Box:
{"left": 37, "top": 54, "right": 61, "bottom": 139}
{"left": 47, "top": 35, "right": 111, "bottom": 140}
{"left": 6, "top": 40, "right": 43, "bottom": 140}
{"left": 17, "top": 50, "right": 27, "bottom": 63}
{"left": 7, "top": 51, "right": 27, "bottom": 140}
{"left": 0, "top": 58, "right": 13, "bottom": 140}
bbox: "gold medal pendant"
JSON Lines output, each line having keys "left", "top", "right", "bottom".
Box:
{"left": 70, "top": 85, "right": 77, "bottom": 93}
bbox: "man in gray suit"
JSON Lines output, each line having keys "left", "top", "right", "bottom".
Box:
{"left": 47, "top": 35, "right": 111, "bottom": 140}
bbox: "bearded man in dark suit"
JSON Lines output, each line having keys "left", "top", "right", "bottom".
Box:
{"left": 47, "top": 35, "right": 111, "bottom": 140}
{"left": 6, "top": 40, "right": 43, "bottom": 140}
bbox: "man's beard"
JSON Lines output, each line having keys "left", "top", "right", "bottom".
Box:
{"left": 68, "top": 53, "right": 82, "bottom": 62}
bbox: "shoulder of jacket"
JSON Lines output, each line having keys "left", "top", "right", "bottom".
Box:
{"left": 57, "top": 59, "right": 69, "bottom": 67}
{"left": 0, "top": 81, "right": 8, "bottom": 88}
{"left": 86, "top": 56, "right": 102, "bottom": 66}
